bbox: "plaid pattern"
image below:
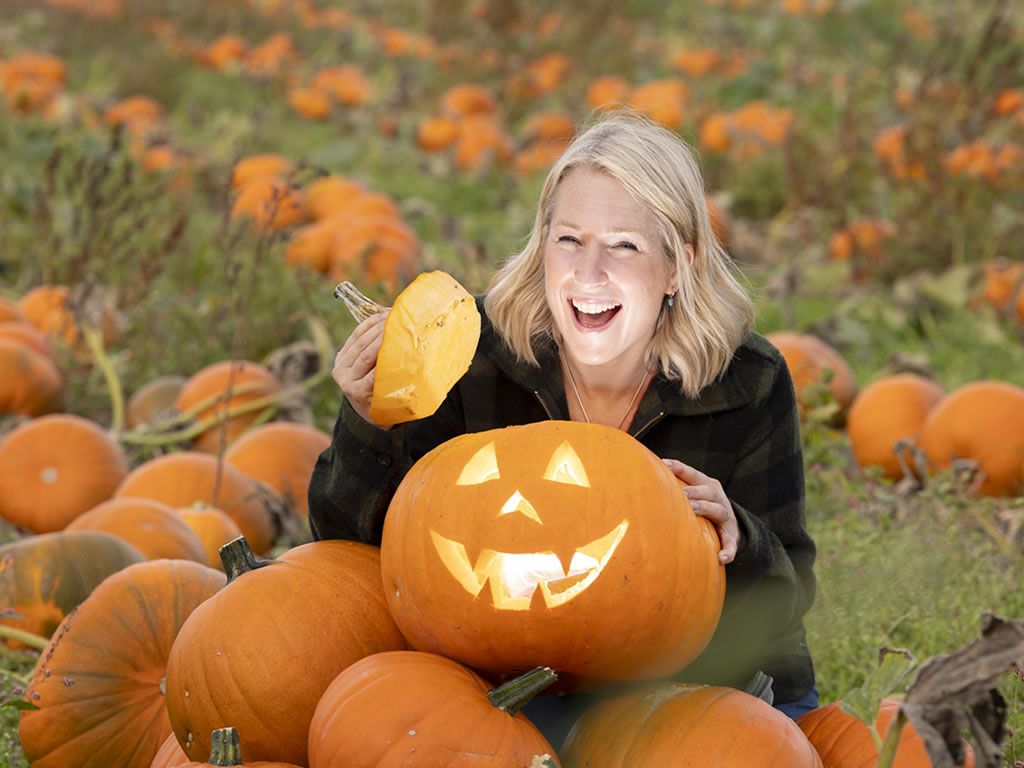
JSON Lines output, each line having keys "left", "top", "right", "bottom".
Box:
{"left": 308, "top": 300, "right": 817, "bottom": 704}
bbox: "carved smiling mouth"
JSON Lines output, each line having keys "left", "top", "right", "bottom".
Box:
{"left": 430, "top": 521, "right": 629, "bottom": 610}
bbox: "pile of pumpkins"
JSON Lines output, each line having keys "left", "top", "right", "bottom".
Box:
{"left": 10, "top": 415, "right": 977, "bottom": 767}
{"left": 766, "top": 330, "right": 1024, "bottom": 497}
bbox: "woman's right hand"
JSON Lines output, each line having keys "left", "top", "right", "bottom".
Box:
{"left": 332, "top": 310, "right": 390, "bottom": 428}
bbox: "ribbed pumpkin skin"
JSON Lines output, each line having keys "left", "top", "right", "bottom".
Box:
{"left": 19, "top": 560, "right": 226, "bottom": 768}
{"left": 150, "top": 732, "right": 189, "bottom": 768}
{"left": 919, "top": 380, "right": 1024, "bottom": 496}
{"left": 165, "top": 540, "right": 408, "bottom": 766}
{"left": 177, "top": 505, "right": 244, "bottom": 570}
{"left": 382, "top": 421, "right": 725, "bottom": 691}
{"left": 174, "top": 361, "right": 282, "bottom": 454}
{"left": 66, "top": 497, "right": 208, "bottom": 563}
{"left": 0, "top": 414, "right": 128, "bottom": 532}
{"left": 0, "top": 321, "right": 53, "bottom": 356}
{"left": 0, "top": 338, "right": 63, "bottom": 417}
{"left": 223, "top": 422, "right": 330, "bottom": 517}
{"left": 846, "top": 374, "right": 944, "bottom": 480}
{"left": 561, "top": 684, "right": 823, "bottom": 767}
{"left": 0, "top": 530, "right": 144, "bottom": 641}
{"left": 797, "top": 699, "right": 975, "bottom": 768}
{"left": 114, "top": 452, "right": 276, "bottom": 554}
{"left": 308, "top": 651, "right": 559, "bottom": 768}
{"left": 766, "top": 332, "right": 857, "bottom": 420}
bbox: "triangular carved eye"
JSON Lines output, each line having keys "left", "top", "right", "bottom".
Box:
{"left": 456, "top": 442, "right": 500, "bottom": 485}
{"left": 499, "top": 491, "right": 542, "bottom": 523}
{"left": 543, "top": 441, "right": 590, "bottom": 487}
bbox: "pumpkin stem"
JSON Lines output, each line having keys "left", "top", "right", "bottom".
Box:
{"left": 219, "top": 537, "right": 271, "bottom": 582}
{"left": 333, "top": 281, "right": 388, "bottom": 323}
{"left": 0, "top": 625, "right": 50, "bottom": 651}
{"left": 874, "top": 706, "right": 907, "bottom": 768}
{"left": 83, "top": 325, "right": 125, "bottom": 435}
{"left": 487, "top": 667, "right": 557, "bottom": 716}
{"left": 208, "top": 727, "right": 244, "bottom": 766}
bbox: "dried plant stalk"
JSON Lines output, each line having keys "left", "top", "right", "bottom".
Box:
{"left": 334, "top": 281, "right": 387, "bottom": 323}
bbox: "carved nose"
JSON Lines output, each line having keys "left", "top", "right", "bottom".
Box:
{"left": 499, "top": 491, "right": 542, "bottom": 524}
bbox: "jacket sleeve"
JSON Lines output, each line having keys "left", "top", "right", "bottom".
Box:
{"left": 726, "top": 358, "right": 817, "bottom": 635}
{"left": 307, "top": 391, "right": 465, "bottom": 546}
{"left": 688, "top": 358, "right": 817, "bottom": 699}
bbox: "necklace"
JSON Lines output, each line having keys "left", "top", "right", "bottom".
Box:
{"left": 561, "top": 352, "right": 652, "bottom": 431}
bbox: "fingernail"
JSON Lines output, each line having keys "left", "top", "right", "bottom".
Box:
{"left": 690, "top": 499, "right": 700, "bottom": 509}
{"left": 719, "top": 552, "right": 729, "bottom": 562}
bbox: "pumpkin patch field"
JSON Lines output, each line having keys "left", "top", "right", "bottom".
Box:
{"left": 1, "top": 0, "right": 1023, "bottom": 765}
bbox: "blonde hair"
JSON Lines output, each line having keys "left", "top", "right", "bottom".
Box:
{"left": 485, "top": 110, "right": 756, "bottom": 398}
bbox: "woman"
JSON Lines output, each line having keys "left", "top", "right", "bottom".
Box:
{"left": 307, "top": 111, "right": 818, "bottom": 744}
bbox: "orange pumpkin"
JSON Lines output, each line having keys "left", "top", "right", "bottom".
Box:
{"left": 165, "top": 538, "right": 408, "bottom": 765}
{"left": 561, "top": 683, "right": 822, "bottom": 766}
{"left": 308, "top": 651, "right": 559, "bottom": 767}
{"left": 585, "top": 76, "right": 631, "bottom": 110}
{"left": 302, "top": 176, "right": 366, "bottom": 220}
{"left": 66, "top": 497, "right": 208, "bottom": 563}
{"left": 452, "top": 114, "right": 513, "bottom": 171}
{"left": 0, "top": 530, "right": 144, "bottom": 642}
{"left": 223, "top": 422, "right": 330, "bottom": 517}
{"left": 326, "top": 214, "right": 420, "bottom": 290}
{"left": 126, "top": 374, "right": 187, "bottom": 429}
{"left": 416, "top": 115, "right": 460, "bottom": 152}
{"left": 979, "top": 258, "right": 1023, "bottom": 310}
{"left": 846, "top": 374, "right": 945, "bottom": 480}
{"left": 0, "top": 337, "right": 63, "bottom": 417}
{"left": 0, "top": 321, "right": 53, "bottom": 357}
{"left": 797, "top": 699, "right": 975, "bottom": 767}
{"left": 17, "top": 284, "right": 122, "bottom": 348}
{"left": 440, "top": 83, "right": 497, "bottom": 117}
{"left": 174, "top": 360, "right": 282, "bottom": 454}
{"left": 168, "top": 727, "right": 301, "bottom": 767}
{"left": 766, "top": 331, "right": 857, "bottom": 423}
{"left": 231, "top": 154, "right": 293, "bottom": 189}
{"left": 382, "top": 420, "right": 725, "bottom": 690}
{"left": 19, "top": 560, "right": 226, "bottom": 768}
{"left": 919, "top": 380, "right": 1024, "bottom": 496}
{"left": 114, "top": 451, "right": 276, "bottom": 554}
{"left": 177, "top": 504, "right": 244, "bottom": 570}
{"left": 311, "top": 65, "right": 370, "bottom": 106}
{"left": 151, "top": 731, "right": 189, "bottom": 768}
{"left": 230, "top": 178, "right": 305, "bottom": 229}
{"left": 0, "top": 414, "right": 128, "bottom": 533}
{"left": 287, "top": 87, "right": 331, "bottom": 120}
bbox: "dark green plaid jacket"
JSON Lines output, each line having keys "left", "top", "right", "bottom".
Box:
{"left": 308, "top": 299, "right": 817, "bottom": 704}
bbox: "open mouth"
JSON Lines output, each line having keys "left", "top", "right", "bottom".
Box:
{"left": 430, "top": 521, "right": 629, "bottom": 610}
{"left": 570, "top": 298, "right": 621, "bottom": 331}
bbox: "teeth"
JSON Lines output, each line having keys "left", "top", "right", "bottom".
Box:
{"left": 571, "top": 299, "right": 621, "bottom": 314}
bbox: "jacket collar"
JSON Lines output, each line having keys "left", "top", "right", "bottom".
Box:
{"left": 479, "top": 305, "right": 753, "bottom": 421}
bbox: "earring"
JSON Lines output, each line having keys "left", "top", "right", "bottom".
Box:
{"left": 666, "top": 294, "right": 675, "bottom": 308}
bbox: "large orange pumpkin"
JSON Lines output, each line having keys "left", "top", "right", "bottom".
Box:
{"left": 381, "top": 420, "right": 725, "bottom": 690}
{"left": 175, "top": 360, "right": 282, "bottom": 454}
{"left": 165, "top": 538, "right": 408, "bottom": 765}
{"left": 560, "top": 683, "right": 822, "bottom": 766}
{"left": 919, "top": 380, "right": 1024, "bottom": 496}
{"left": 114, "top": 452, "right": 276, "bottom": 554}
{"left": 797, "top": 699, "right": 975, "bottom": 767}
{"left": 0, "top": 320, "right": 53, "bottom": 357}
{"left": 66, "top": 497, "right": 208, "bottom": 562}
{"left": 766, "top": 331, "right": 857, "bottom": 423}
{"left": 0, "top": 337, "right": 63, "bottom": 417}
{"left": 223, "top": 422, "right": 330, "bottom": 517}
{"left": 151, "top": 731, "right": 189, "bottom": 767}
{"left": 308, "top": 651, "right": 559, "bottom": 767}
{"left": 19, "top": 560, "right": 226, "bottom": 768}
{"left": 0, "top": 530, "right": 144, "bottom": 642}
{"left": 845, "top": 374, "right": 945, "bottom": 480}
{"left": 0, "top": 414, "right": 129, "bottom": 533}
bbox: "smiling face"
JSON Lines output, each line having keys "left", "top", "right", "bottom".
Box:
{"left": 544, "top": 166, "right": 678, "bottom": 375}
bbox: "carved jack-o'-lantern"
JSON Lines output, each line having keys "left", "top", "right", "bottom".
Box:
{"left": 381, "top": 420, "right": 725, "bottom": 691}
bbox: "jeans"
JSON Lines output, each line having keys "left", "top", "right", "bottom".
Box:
{"left": 521, "top": 685, "right": 821, "bottom": 752}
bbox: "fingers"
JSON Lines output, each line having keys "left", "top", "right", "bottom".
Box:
{"left": 662, "top": 458, "right": 739, "bottom": 565}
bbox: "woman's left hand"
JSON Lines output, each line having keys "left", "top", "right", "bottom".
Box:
{"left": 662, "top": 459, "right": 744, "bottom": 565}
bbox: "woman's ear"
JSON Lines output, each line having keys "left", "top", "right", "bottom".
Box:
{"left": 683, "top": 242, "right": 695, "bottom": 265}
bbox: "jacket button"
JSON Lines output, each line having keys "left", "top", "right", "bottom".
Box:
{"left": 378, "top": 454, "right": 392, "bottom": 467}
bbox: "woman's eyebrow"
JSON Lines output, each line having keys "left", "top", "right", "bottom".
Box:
{"left": 553, "top": 220, "right": 645, "bottom": 236}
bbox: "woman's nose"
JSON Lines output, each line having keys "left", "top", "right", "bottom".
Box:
{"left": 574, "top": 241, "right": 609, "bottom": 285}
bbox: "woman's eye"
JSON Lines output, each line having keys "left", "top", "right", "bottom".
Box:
{"left": 558, "top": 235, "right": 581, "bottom": 245}
{"left": 615, "top": 241, "right": 639, "bottom": 251}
